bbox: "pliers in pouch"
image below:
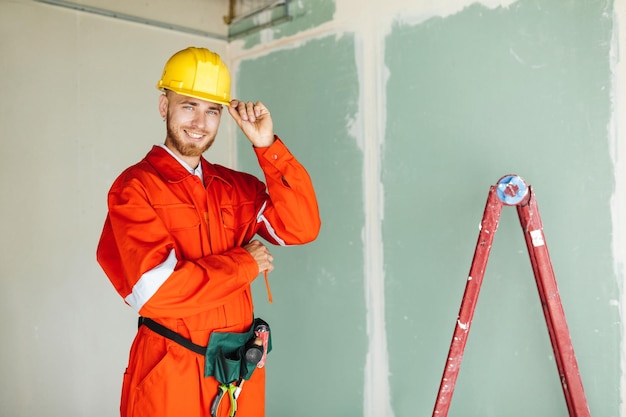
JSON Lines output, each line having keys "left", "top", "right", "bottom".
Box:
{"left": 210, "top": 380, "right": 245, "bottom": 417}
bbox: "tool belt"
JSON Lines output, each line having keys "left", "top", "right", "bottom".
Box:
{"left": 138, "top": 316, "right": 272, "bottom": 384}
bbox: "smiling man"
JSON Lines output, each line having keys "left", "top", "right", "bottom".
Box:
{"left": 96, "top": 47, "right": 321, "bottom": 417}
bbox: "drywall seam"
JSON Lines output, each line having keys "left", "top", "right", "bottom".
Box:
{"left": 611, "top": 2, "right": 626, "bottom": 416}
{"left": 354, "top": 15, "right": 394, "bottom": 417}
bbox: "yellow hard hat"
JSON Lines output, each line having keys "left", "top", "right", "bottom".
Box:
{"left": 156, "top": 47, "right": 231, "bottom": 106}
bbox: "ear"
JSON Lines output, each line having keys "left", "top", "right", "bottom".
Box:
{"left": 158, "top": 94, "right": 168, "bottom": 119}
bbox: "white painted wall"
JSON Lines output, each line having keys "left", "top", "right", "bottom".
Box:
{"left": 0, "top": 0, "right": 230, "bottom": 415}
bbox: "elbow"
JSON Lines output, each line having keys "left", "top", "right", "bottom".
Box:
{"left": 281, "top": 218, "right": 321, "bottom": 245}
{"left": 298, "top": 218, "right": 321, "bottom": 244}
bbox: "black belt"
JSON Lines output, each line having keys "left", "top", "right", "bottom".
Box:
{"left": 138, "top": 316, "right": 206, "bottom": 356}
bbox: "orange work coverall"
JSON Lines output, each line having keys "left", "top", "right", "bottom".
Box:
{"left": 97, "top": 137, "right": 320, "bottom": 417}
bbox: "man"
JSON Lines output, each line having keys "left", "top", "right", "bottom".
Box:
{"left": 97, "top": 46, "right": 321, "bottom": 417}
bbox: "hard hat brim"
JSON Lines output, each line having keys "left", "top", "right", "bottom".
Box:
{"left": 157, "top": 85, "right": 231, "bottom": 107}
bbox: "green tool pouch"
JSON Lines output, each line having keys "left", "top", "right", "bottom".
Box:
{"left": 204, "top": 318, "right": 272, "bottom": 385}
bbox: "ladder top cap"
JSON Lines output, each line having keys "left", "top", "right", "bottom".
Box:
{"left": 496, "top": 174, "right": 529, "bottom": 205}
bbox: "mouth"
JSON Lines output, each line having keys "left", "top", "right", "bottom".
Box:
{"left": 184, "top": 129, "right": 205, "bottom": 141}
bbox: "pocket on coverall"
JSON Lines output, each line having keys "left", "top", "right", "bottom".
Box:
{"left": 154, "top": 203, "right": 202, "bottom": 258}
{"left": 130, "top": 346, "right": 202, "bottom": 417}
{"left": 220, "top": 202, "right": 256, "bottom": 243}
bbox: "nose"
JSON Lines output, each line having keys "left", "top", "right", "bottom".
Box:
{"left": 190, "top": 111, "right": 206, "bottom": 129}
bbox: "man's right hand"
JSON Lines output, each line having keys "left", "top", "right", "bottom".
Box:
{"left": 243, "top": 240, "right": 274, "bottom": 275}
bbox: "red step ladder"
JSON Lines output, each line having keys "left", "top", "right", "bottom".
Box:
{"left": 432, "top": 175, "right": 590, "bottom": 417}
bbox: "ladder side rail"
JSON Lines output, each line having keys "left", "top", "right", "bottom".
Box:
{"left": 517, "top": 191, "right": 590, "bottom": 417}
{"left": 516, "top": 193, "right": 570, "bottom": 406}
{"left": 432, "top": 187, "right": 503, "bottom": 417}
{"left": 517, "top": 196, "right": 573, "bottom": 414}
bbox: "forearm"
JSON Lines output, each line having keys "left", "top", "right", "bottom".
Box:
{"left": 137, "top": 247, "right": 259, "bottom": 318}
{"left": 254, "top": 138, "right": 321, "bottom": 244}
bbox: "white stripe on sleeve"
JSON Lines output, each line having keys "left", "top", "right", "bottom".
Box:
{"left": 256, "top": 201, "right": 286, "bottom": 246}
{"left": 125, "top": 249, "right": 178, "bottom": 312}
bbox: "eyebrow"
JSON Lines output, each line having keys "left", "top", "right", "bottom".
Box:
{"left": 180, "top": 99, "right": 222, "bottom": 111}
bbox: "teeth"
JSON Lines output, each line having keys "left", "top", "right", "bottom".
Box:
{"left": 187, "top": 131, "right": 203, "bottom": 139}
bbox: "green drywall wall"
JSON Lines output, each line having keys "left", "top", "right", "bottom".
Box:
{"left": 233, "top": 0, "right": 619, "bottom": 416}
{"left": 384, "top": 1, "right": 617, "bottom": 417}
{"left": 236, "top": 34, "right": 365, "bottom": 417}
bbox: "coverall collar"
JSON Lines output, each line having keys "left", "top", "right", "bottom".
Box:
{"left": 158, "top": 144, "right": 203, "bottom": 182}
{"left": 146, "top": 145, "right": 231, "bottom": 187}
